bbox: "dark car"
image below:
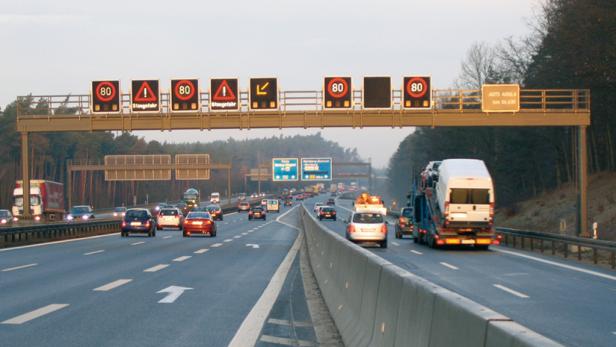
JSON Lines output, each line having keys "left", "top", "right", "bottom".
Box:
{"left": 121, "top": 208, "right": 156, "bottom": 237}
{"left": 283, "top": 198, "right": 293, "bottom": 206}
{"left": 152, "top": 203, "right": 169, "bottom": 217}
{"left": 248, "top": 206, "right": 266, "bottom": 220}
{"left": 326, "top": 198, "right": 335, "bottom": 206}
{"left": 206, "top": 204, "right": 223, "bottom": 221}
{"left": 67, "top": 205, "right": 95, "bottom": 221}
{"left": 395, "top": 207, "right": 414, "bottom": 239}
{"left": 113, "top": 206, "right": 127, "bottom": 218}
{"left": 182, "top": 212, "right": 216, "bottom": 237}
{"left": 318, "top": 206, "right": 337, "bottom": 221}
{"left": 0, "top": 209, "right": 16, "bottom": 226}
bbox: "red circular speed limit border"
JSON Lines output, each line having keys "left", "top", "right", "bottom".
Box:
{"left": 95, "top": 81, "right": 117, "bottom": 102}
{"left": 174, "top": 80, "right": 196, "bottom": 101}
{"left": 406, "top": 77, "right": 428, "bottom": 98}
{"left": 327, "top": 78, "right": 349, "bottom": 99}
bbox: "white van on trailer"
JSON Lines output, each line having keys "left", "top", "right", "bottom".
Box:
{"left": 435, "top": 159, "right": 494, "bottom": 227}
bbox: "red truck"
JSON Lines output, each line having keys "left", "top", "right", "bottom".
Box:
{"left": 12, "top": 180, "right": 65, "bottom": 221}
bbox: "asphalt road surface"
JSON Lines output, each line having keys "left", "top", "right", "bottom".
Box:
{"left": 0, "top": 202, "right": 303, "bottom": 347}
{"left": 310, "top": 195, "right": 616, "bottom": 347}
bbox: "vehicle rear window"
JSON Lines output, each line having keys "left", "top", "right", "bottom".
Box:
{"left": 353, "top": 213, "right": 383, "bottom": 224}
{"left": 126, "top": 210, "right": 148, "bottom": 219}
{"left": 252, "top": 207, "right": 263, "bottom": 212}
{"left": 187, "top": 212, "right": 211, "bottom": 219}
{"left": 114, "top": 207, "right": 126, "bottom": 212}
{"left": 0, "top": 211, "right": 10, "bottom": 217}
{"left": 401, "top": 208, "right": 413, "bottom": 217}
{"left": 321, "top": 207, "right": 335, "bottom": 212}
{"left": 450, "top": 189, "right": 490, "bottom": 204}
{"left": 160, "top": 209, "right": 178, "bottom": 216}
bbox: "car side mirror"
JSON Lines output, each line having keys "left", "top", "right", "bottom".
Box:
{"left": 385, "top": 221, "right": 389, "bottom": 225}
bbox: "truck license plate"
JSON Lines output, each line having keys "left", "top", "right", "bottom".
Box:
{"left": 130, "top": 222, "right": 141, "bottom": 226}
{"left": 461, "top": 239, "right": 475, "bottom": 244}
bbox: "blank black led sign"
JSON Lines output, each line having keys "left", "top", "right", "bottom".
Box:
{"left": 363, "top": 77, "right": 391, "bottom": 109}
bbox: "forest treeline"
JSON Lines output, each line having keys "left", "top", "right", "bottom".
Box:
{"left": 387, "top": 0, "right": 616, "bottom": 207}
{"left": 0, "top": 98, "right": 360, "bottom": 208}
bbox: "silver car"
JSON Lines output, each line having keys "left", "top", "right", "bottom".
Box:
{"left": 345, "top": 212, "right": 388, "bottom": 248}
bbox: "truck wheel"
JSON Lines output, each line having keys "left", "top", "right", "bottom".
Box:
{"left": 476, "top": 245, "right": 489, "bottom": 251}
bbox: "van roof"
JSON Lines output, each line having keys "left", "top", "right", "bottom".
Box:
{"left": 439, "top": 159, "right": 491, "bottom": 180}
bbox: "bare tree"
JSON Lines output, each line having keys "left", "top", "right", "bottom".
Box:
{"left": 455, "top": 42, "right": 498, "bottom": 89}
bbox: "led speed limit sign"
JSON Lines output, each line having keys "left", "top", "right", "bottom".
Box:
{"left": 171, "top": 79, "right": 199, "bottom": 111}
{"left": 91, "top": 80, "right": 120, "bottom": 113}
{"left": 403, "top": 76, "right": 432, "bottom": 109}
{"left": 323, "top": 77, "right": 352, "bottom": 109}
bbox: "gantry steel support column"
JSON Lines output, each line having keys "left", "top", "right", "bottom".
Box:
{"left": 21, "top": 132, "right": 31, "bottom": 218}
{"left": 578, "top": 126, "right": 588, "bottom": 237}
{"left": 227, "top": 164, "right": 232, "bottom": 205}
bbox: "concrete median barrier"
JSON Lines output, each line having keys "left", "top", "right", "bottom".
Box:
{"left": 300, "top": 205, "right": 563, "bottom": 347}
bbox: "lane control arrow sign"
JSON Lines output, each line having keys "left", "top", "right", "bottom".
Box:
{"left": 256, "top": 82, "right": 269, "bottom": 95}
{"left": 249, "top": 77, "right": 278, "bottom": 110}
{"left": 157, "top": 285, "right": 193, "bottom": 304}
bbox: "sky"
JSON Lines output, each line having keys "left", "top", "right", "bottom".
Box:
{"left": 0, "top": 0, "right": 541, "bottom": 168}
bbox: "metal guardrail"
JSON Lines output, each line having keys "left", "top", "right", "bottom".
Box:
{"left": 0, "top": 219, "right": 120, "bottom": 248}
{"left": 496, "top": 227, "right": 616, "bottom": 269}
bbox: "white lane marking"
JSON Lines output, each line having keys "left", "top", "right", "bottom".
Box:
{"left": 0, "top": 232, "right": 119, "bottom": 252}
{"left": 2, "top": 263, "right": 38, "bottom": 272}
{"left": 163, "top": 235, "right": 172, "bottom": 239}
{"left": 157, "top": 285, "right": 193, "bottom": 304}
{"left": 224, "top": 239, "right": 233, "bottom": 243}
{"left": 194, "top": 248, "right": 209, "bottom": 254}
{"left": 144, "top": 264, "right": 169, "bottom": 272}
{"left": 234, "top": 235, "right": 241, "bottom": 239}
{"left": 259, "top": 335, "right": 314, "bottom": 347}
{"left": 83, "top": 250, "right": 104, "bottom": 256}
{"left": 494, "top": 247, "right": 616, "bottom": 281}
{"left": 93, "top": 279, "right": 132, "bottom": 292}
{"left": 440, "top": 262, "right": 459, "bottom": 270}
{"left": 228, "top": 229, "right": 303, "bottom": 347}
{"left": 2, "top": 304, "right": 69, "bottom": 325}
{"left": 611, "top": 331, "right": 616, "bottom": 336}
{"left": 410, "top": 250, "right": 423, "bottom": 255}
{"left": 224, "top": 222, "right": 229, "bottom": 225}
{"left": 173, "top": 256, "right": 191, "bottom": 262}
{"left": 275, "top": 205, "right": 301, "bottom": 231}
{"left": 493, "top": 284, "right": 530, "bottom": 299}
{"left": 392, "top": 242, "right": 400, "bottom": 246}
{"left": 130, "top": 241, "right": 145, "bottom": 246}
{"left": 225, "top": 212, "right": 238, "bottom": 216}
{"left": 242, "top": 232, "right": 248, "bottom": 236}
{"left": 246, "top": 244, "right": 260, "bottom": 249}
{"left": 211, "top": 243, "right": 223, "bottom": 248}
{"left": 267, "top": 318, "right": 312, "bottom": 327}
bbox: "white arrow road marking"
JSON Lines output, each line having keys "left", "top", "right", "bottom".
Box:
{"left": 211, "top": 243, "right": 223, "bottom": 248}
{"left": 94, "top": 279, "right": 132, "bottom": 291}
{"left": 246, "top": 244, "right": 260, "bottom": 249}
{"left": 2, "top": 304, "right": 69, "bottom": 325}
{"left": 493, "top": 284, "right": 530, "bottom": 299}
{"left": 2, "top": 263, "right": 38, "bottom": 272}
{"left": 410, "top": 250, "right": 423, "bottom": 255}
{"left": 131, "top": 241, "right": 145, "bottom": 246}
{"left": 157, "top": 286, "right": 193, "bottom": 304}
{"left": 83, "top": 250, "right": 104, "bottom": 256}
{"left": 173, "top": 256, "right": 191, "bottom": 262}
{"left": 194, "top": 248, "right": 209, "bottom": 254}
{"left": 440, "top": 262, "right": 459, "bottom": 270}
{"left": 144, "top": 264, "right": 169, "bottom": 272}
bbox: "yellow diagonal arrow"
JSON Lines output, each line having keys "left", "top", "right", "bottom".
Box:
{"left": 256, "top": 82, "right": 270, "bottom": 96}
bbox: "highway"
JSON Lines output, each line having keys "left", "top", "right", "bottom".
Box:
{"left": 0, "top": 203, "right": 316, "bottom": 347}
{"left": 312, "top": 195, "right": 616, "bottom": 347}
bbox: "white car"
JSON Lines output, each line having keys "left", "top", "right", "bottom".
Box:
{"left": 210, "top": 192, "right": 220, "bottom": 203}
{"left": 345, "top": 212, "right": 388, "bottom": 248}
{"left": 313, "top": 202, "right": 324, "bottom": 213}
{"left": 157, "top": 208, "right": 184, "bottom": 230}
{"left": 266, "top": 199, "right": 280, "bottom": 213}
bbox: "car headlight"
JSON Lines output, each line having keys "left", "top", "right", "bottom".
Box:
{"left": 13, "top": 217, "right": 19, "bottom": 222}
{"left": 113, "top": 212, "right": 118, "bottom": 217}
{"left": 1, "top": 219, "right": 7, "bottom": 224}
{"left": 82, "top": 215, "right": 89, "bottom": 220}
{"left": 67, "top": 215, "right": 74, "bottom": 220}
{"left": 34, "top": 216, "right": 41, "bottom": 221}
{"left": 155, "top": 206, "right": 161, "bottom": 211}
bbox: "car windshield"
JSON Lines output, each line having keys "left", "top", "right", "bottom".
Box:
{"left": 252, "top": 208, "right": 263, "bottom": 212}
{"left": 114, "top": 207, "right": 126, "bottom": 212}
{"left": 70, "top": 206, "right": 90, "bottom": 214}
{"left": 126, "top": 210, "right": 148, "bottom": 219}
{"left": 187, "top": 212, "right": 211, "bottom": 219}
{"left": 401, "top": 208, "right": 413, "bottom": 217}
{"left": 160, "top": 209, "right": 179, "bottom": 216}
{"left": 207, "top": 205, "right": 220, "bottom": 211}
{"left": 0, "top": 210, "right": 11, "bottom": 218}
{"left": 353, "top": 213, "right": 383, "bottom": 224}
{"left": 321, "top": 207, "right": 335, "bottom": 213}
{"left": 14, "top": 195, "right": 41, "bottom": 207}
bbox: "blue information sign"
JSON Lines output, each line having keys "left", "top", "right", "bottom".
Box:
{"left": 272, "top": 158, "right": 299, "bottom": 181}
{"left": 301, "top": 158, "right": 333, "bottom": 181}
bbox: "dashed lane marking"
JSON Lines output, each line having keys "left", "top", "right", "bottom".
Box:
{"left": 224, "top": 239, "right": 233, "bottom": 243}
{"left": 410, "top": 250, "right": 423, "bottom": 255}
{"left": 2, "top": 263, "right": 38, "bottom": 272}
{"left": 493, "top": 284, "right": 530, "bottom": 299}
{"left": 2, "top": 304, "right": 69, "bottom": 325}
{"left": 211, "top": 243, "right": 223, "bottom": 248}
{"left": 130, "top": 241, "right": 145, "bottom": 246}
{"left": 234, "top": 235, "right": 241, "bottom": 239}
{"left": 93, "top": 279, "right": 132, "bottom": 292}
{"left": 440, "top": 262, "right": 459, "bottom": 270}
{"left": 173, "top": 256, "right": 191, "bottom": 262}
{"left": 144, "top": 264, "right": 169, "bottom": 272}
{"left": 194, "top": 248, "right": 209, "bottom": 254}
{"left": 83, "top": 250, "right": 104, "bottom": 256}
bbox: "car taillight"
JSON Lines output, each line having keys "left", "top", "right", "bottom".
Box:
{"left": 249, "top": 211, "right": 253, "bottom": 215}
{"left": 347, "top": 225, "right": 356, "bottom": 233}
{"left": 381, "top": 224, "right": 388, "bottom": 233}
{"left": 121, "top": 221, "right": 127, "bottom": 227}
{"left": 145, "top": 221, "right": 150, "bottom": 227}
{"left": 332, "top": 211, "right": 336, "bottom": 214}
{"left": 205, "top": 220, "right": 211, "bottom": 224}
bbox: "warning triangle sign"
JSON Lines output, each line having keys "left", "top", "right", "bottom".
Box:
{"left": 213, "top": 80, "right": 237, "bottom": 101}
{"left": 134, "top": 81, "right": 157, "bottom": 102}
